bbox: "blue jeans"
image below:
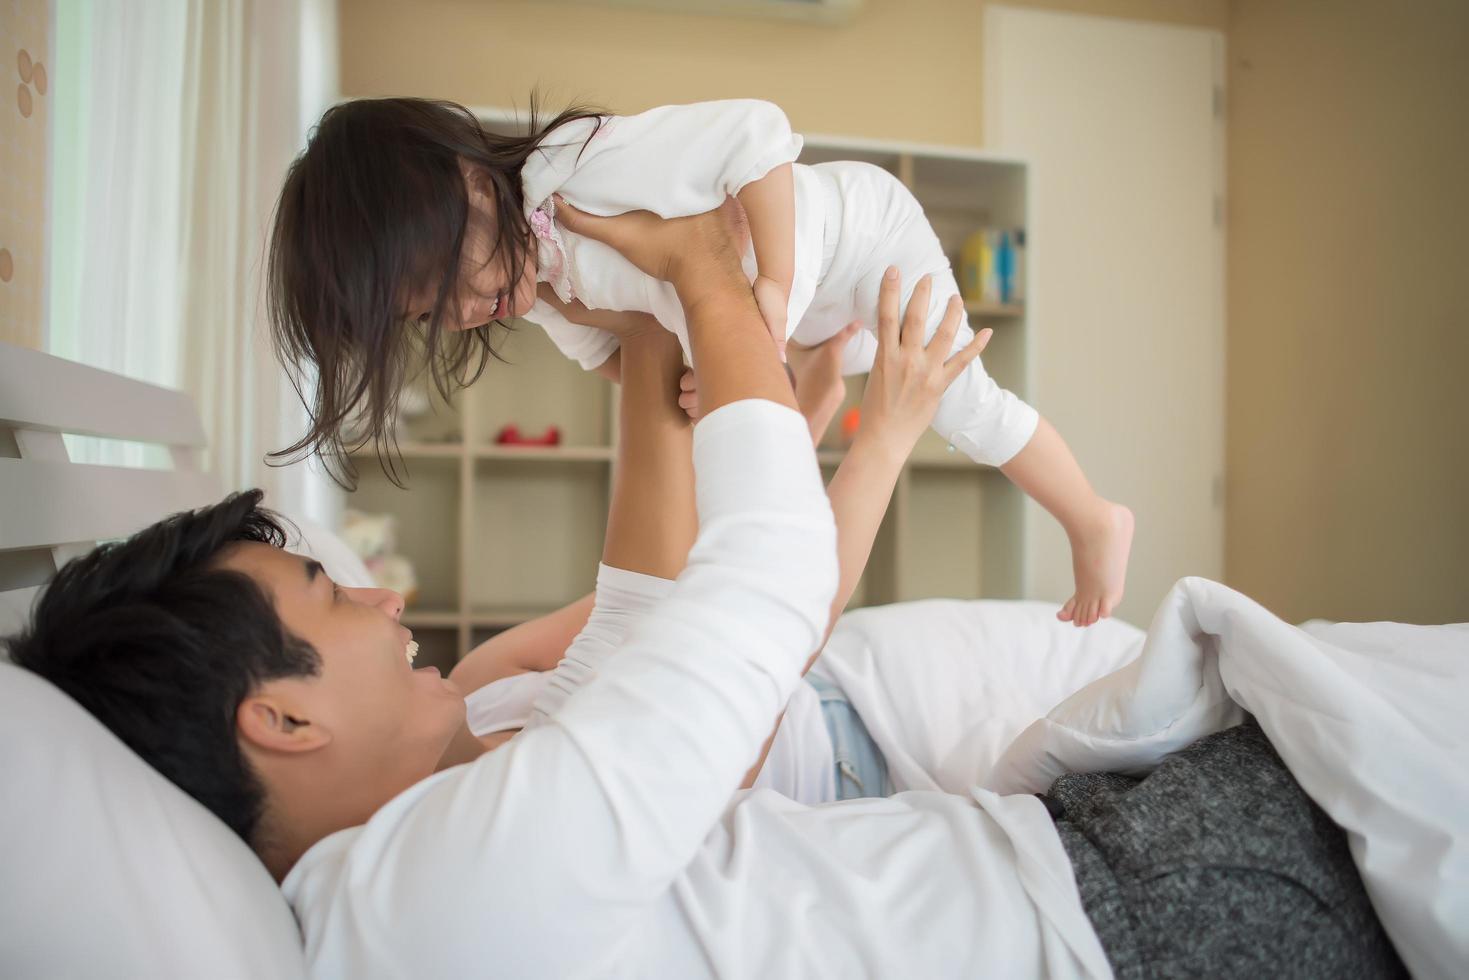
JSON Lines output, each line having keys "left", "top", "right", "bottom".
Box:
{"left": 807, "top": 673, "right": 891, "bottom": 801}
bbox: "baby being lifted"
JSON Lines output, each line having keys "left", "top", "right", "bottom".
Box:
{"left": 521, "top": 101, "right": 1132, "bottom": 625}
{"left": 269, "top": 96, "right": 1132, "bottom": 625}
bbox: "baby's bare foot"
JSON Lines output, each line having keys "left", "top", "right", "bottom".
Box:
{"left": 1057, "top": 502, "right": 1134, "bottom": 627}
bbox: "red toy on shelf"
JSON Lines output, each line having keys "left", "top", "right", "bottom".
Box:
{"left": 494, "top": 424, "right": 562, "bottom": 447}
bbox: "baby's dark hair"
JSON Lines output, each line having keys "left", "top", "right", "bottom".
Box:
{"left": 267, "top": 96, "right": 604, "bottom": 488}
{"left": 4, "top": 490, "right": 320, "bottom": 847}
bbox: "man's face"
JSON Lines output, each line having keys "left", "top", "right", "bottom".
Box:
{"left": 221, "top": 543, "right": 465, "bottom": 799}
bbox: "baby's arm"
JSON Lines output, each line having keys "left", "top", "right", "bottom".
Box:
{"left": 737, "top": 163, "right": 796, "bottom": 359}
{"left": 821, "top": 274, "right": 988, "bottom": 652}
{"left": 448, "top": 593, "right": 596, "bottom": 694}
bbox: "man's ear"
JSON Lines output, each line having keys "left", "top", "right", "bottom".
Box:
{"left": 237, "top": 693, "right": 332, "bottom": 755}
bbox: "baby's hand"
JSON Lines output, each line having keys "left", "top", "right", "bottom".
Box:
{"left": 752, "top": 275, "right": 791, "bottom": 363}
{"left": 679, "top": 321, "right": 848, "bottom": 427}
{"left": 677, "top": 369, "right": 700, "bottom": 420}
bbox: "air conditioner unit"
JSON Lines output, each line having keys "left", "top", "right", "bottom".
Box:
{"left": 539, "top": 0, "right": 862, "bottom": 26}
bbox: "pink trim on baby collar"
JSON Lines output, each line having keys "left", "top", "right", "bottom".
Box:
{"left": 529, "top": 206, "right": 554, "bottom": 242}
{"left": 531, "top": 199, "right": 572, "bottom": 300}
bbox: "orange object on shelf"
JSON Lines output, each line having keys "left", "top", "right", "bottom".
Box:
{"left": 840, "top": 406, "right": 861, "bottom": 445}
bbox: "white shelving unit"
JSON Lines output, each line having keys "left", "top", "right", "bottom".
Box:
{"left": 348, "top": 119, "right": 1030, "bottom": 672}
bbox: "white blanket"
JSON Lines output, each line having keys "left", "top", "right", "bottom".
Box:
{"left": 817, "top": 580, "right": 1467, "bottom": 979}
{"left": 812, "top": 598, "right": 1147, "bottom": 795}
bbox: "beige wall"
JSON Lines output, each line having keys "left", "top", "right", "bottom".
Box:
{"left": 1226, "top": 0, "right": 1469, "bottom": 624}
{"left": 338, "top": 0, "right": 1224, "bottom": 144}
{"left": 0, "top": 0, "right": 50, "bottom": 351}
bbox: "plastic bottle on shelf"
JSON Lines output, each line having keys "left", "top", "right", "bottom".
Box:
{"left": 996, "top": 231, "right": 1015, "bottom": 305}
{"left": 958, "top": 228, "right": 995, "bottom": 303}
{"left": 1012, "top": 228, "right": 1027, "bottom": 304}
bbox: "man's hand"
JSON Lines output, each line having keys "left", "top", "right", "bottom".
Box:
{"left": 858, "top": 269, "right": 991, "bottom": 459}
{"left": 557, "top": 195, "right": 794, "bottom": 416}
{"left": 553, "top": 196, "right": 747, "bottom": 299}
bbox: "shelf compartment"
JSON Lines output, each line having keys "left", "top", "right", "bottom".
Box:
{"left": 902, "top": 468, "right": 987, "bottom": 602}
{"left": 469, "top": 323, "right": 613, "bottom": 448}
{"left": 346, "top": 455, "right": 462, "bottom": 611}
{"left": 912, "top": 155, "right": 1027, "bottom": 226}
{"left": 467, "top": 459, "right": 609, "bottom": 612}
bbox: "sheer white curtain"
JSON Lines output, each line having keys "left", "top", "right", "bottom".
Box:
{"left": 48, "top": 0, "right": 340, "bottom": 523}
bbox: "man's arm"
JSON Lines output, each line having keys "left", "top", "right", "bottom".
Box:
{"left": 448, "top": 317, "right": 692, "bottom": 699}
{"left": 343, "top": 203, "right": 833, "bottom": 980}
{"left": 562, "top": 198, "right": 796, "bottom": 413}
{"left": 601, "top": 328, "right": 696, "bottom": 578}
{"left": 524, "top": 200, "right": 804, "bottom": 729}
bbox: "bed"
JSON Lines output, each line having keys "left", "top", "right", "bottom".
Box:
{"left": 3, "top": 339, "right": 1465, "bottom": 979}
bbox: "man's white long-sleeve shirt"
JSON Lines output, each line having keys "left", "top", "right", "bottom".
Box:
{"left": 282, "top": 401, "right": 1103, "bottom": 978}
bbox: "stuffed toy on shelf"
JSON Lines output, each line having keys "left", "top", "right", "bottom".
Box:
{"left": 338, "top": 510, "right": 419, "bottom": 605}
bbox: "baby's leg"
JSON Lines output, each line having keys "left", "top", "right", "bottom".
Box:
{"left": 919, "top": 272, "right": 1130, "bottom": 625}
{"left": 811, "top": 161, "right": 1131, "bottom": 622}
{"left": 1000, "top": 419, "right": 1134, "bottom": 627}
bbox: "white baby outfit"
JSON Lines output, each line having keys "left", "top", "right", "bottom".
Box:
{"left": 521, "top": 100, "right": 1040, "bottom": 467}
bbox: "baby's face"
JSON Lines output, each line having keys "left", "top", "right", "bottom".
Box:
{"left": 400, "top": 165, "right": 539, "bottom": 332}
{"left": 452, "top": 196, "right": 539, "bottom": 328}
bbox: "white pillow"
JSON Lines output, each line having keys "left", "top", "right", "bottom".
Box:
{"left": 0, "top": 660, "right": 306, "bottom": 978}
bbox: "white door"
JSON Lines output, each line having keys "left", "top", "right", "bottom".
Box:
{"left": 985, "top": 5, "right": 1225, "bottom": 624}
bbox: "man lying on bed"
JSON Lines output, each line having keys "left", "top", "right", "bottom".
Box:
{"left": 7, "top": 203, "right": 1403, "bottom": 979}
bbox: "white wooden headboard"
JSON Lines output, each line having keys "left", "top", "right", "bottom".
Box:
{"left": 0, "top": 340, "right": 222, "bottom": 636}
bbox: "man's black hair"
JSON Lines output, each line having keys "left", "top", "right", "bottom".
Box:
{"left": 4, "top": 490, "right": 320, "bottom": 846}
